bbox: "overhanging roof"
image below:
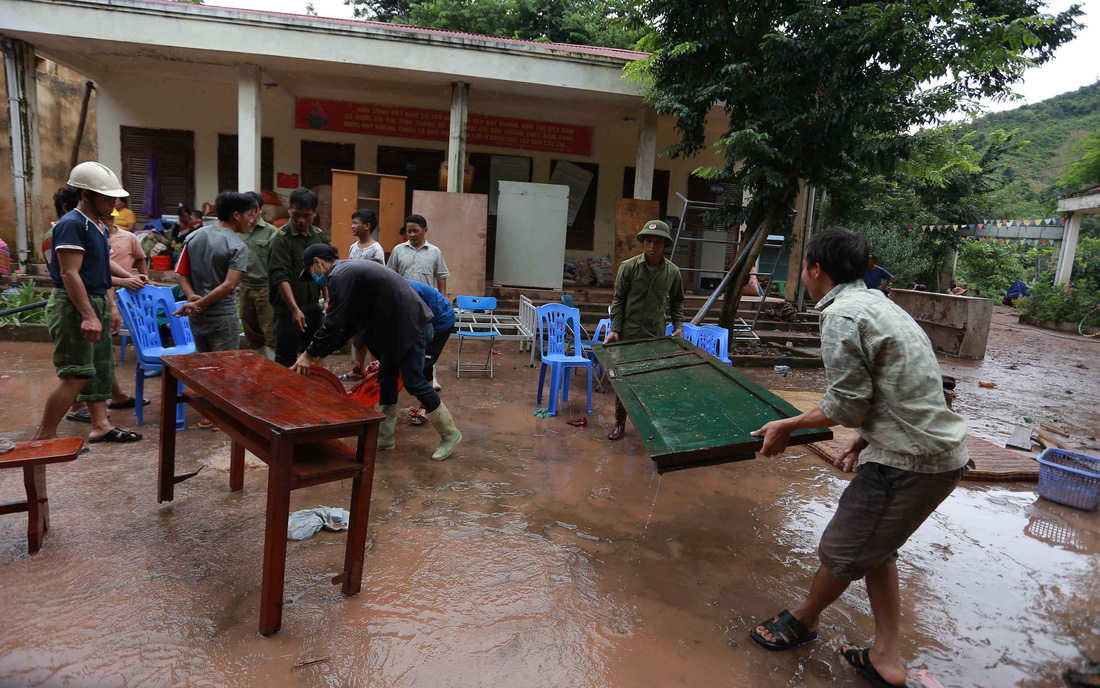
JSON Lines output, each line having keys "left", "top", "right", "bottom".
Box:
{"left": 0, "top": 0, "right": 647, "bottom": 102}
{"left": 1058, "top": 187, "right": 1100, "bottom": 214}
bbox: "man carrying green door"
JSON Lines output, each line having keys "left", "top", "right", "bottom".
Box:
{"left": 603, "top": 219, "right": 685, "bottom": 440}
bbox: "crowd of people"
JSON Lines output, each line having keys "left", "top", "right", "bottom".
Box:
{"left": 31, "top": 160, "right": 460, "bottom": 460}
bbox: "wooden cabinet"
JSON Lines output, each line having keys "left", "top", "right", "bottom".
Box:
{"left": 330, "top": 169, "right": 407, "bottom": 256}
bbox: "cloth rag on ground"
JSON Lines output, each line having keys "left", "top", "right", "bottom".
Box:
{"left": 287, "top": 506, "right": 350, "bottom": 541}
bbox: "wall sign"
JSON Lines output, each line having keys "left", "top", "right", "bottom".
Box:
{"left": 277, "top": 172, "right": 299, "bottom": 189}
{"left": 295, "top": 98, "right": 593, "bottom": 156}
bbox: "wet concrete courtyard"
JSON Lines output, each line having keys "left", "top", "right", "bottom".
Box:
{"left": 1, "top": 308, "right": 1099, "bottom": 688}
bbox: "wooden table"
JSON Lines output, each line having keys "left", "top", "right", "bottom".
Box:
{"left": 158, "top": 350, "right": 382, "bottom": 636}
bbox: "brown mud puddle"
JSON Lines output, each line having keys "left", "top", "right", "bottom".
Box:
{"left": 2, "top": 322, "right": 1099, "bottom": 687}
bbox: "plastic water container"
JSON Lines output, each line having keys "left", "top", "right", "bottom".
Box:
{"left": 1037, "top": 448, "right": 1100, "bottom": 511}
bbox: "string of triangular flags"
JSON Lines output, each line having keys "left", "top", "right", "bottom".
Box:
{"left": 894, "top": 217, "right": 1065, "bottom": 246}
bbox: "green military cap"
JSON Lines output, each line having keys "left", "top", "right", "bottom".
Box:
{"left": 637, "top": 219, "right": 672, "bottom": 242}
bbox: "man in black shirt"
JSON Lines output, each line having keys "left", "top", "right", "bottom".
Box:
{"left": 291, "top": 244, "right": 462, "bottom": 460}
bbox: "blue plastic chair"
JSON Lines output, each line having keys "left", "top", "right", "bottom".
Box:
{"left": 115, "top": 285, "right": 195, "bottom": 426}
{"left": 690, "top": 324, "right": 733, "bottom": 365}
{"left": 454, "top": 296, "right": 500, "bottom": 378}
{"left": 536, "top": 303, "right": 592, "bottom": 416}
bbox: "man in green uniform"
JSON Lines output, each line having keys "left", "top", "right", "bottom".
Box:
{"left": 238, "top": 191, "right": 278, "bottom": 357}
{"left": 604, "top": 219, "right": 685, "bottom": 440}
{"left": 267, "top": 187, "right": 330, "bottom": 367}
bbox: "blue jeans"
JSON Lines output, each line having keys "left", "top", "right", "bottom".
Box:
{"left": 379, "top": 323, "right": 440, "bottom": 412}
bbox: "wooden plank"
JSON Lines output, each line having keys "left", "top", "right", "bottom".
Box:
{"left": 0, "top": 438, "right": 83, "bottom": 468}
{"left": 1006, "top": 425, "right": 1034, "bottom": 451}
{"left": 595, "top": 337, "right": 832, "bottom": 472}
{"left": 614, "top": 198, "right": 660, "bottom": 274}
{"left": 1040, "top": 424, "right": 1070, "bottom": 438}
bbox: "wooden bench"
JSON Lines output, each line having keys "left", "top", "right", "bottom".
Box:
{"left": 0, "top": 437, "right": 84, "bottom": 553}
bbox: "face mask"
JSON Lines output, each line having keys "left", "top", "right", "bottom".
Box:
{"left": 312, "top": 271, "right": 327, "bottom": 287}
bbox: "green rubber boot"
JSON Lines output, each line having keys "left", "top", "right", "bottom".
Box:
{"left": 426, "top": 402, "right": 462, "bottom": 461}
{"left": 376, "top": 404, "right": 398, "bottom": 451}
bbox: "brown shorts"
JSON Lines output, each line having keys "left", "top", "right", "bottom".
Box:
{"left": 819, "top": 462, "right": 965, "bottom": 581}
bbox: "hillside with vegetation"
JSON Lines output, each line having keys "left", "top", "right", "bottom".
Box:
{"left": 965, "top": 81, "right": 1100, "bottom": 219}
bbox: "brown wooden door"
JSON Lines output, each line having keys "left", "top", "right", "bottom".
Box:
{"left": 300, "top": 140, "right": 355, "bottom": 189}
{"left": 217, "top": 135, "right": 275, "bottom": 192}
{"left": 120, "top": 126, "right": 195, "bottom": 222}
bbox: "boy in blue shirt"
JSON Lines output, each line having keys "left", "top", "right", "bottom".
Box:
{"left": 863, "top": 254, "right": 892, "bottom": 292}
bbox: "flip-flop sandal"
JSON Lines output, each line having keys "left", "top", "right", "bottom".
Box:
{"left": 840, "top": 644, "right": 906, "bottom": 688}
{"left": 410, "top": 408, "right": 427, "bottom": 426}
{"left": 107, "top": 397, "right": 152, "bottom": 409}
{"left": 66, "top": 409, "right": 92, "bottom": 423}
{"left": 88, "top": 427, "right": 143, "bottom": 444}
{"left": 748, "top": 609, "right": 818, "bottom": 651}
{"left": 339, "top": 372, "right": 365, "bottom": 381}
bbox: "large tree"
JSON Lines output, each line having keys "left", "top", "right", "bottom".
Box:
{"left": 345, "top": 0, "right": 647, "bottom": 49}
{"left": 634, "top": 0, "right": 1081, "bottom": 326}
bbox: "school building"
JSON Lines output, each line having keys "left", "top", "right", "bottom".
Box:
{"left": 2, "top": 0, "right": 811, "bottom": 295}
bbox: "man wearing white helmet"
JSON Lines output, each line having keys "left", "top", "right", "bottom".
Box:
{"left": 30, "top": 161, "right": 143, "bottom": 444}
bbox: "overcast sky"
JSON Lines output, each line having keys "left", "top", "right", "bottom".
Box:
{"left": 208, "top": 0, "right": 1097, "bottom": 113}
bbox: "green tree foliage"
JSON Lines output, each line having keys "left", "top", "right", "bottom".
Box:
{"left": 964, "top": 81, "right": 1100, "bottom": 219}
{"left": 634, "top": 0, "right": 1081, "bottom": 326}
{"left": 832, "top": 126, "right": 1023, "bottom": 245}
{"left": 344, "top": 0, "right": 647, "bottom": 49}
{"left": 956, "top": 240, "right": 1026, "bottom": 296}
{"left": 1058, "top": 129, "right": 1100, "bottom": 193}
{"left": 852, "top": 223, "right": 940, "bottom": 288}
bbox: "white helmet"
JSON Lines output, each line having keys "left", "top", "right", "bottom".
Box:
{"left": 67, "top": 161, "right": 129, "bottom": 198}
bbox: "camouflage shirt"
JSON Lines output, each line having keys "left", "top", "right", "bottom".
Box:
{"left": 817, "top": 280, "right": 969, "bottom": 474}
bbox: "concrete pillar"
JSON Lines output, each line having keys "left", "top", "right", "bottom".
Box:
{"left": 2, "top": 38, "right": 44, "bottom": 267}
{"left": 447, "top": 82, "right": 469, "bottom": 193}
{"left": 633, "top": 108, "right": 658, "bottom": 201}
{"left": 238, "top": 64, "right": 262, "bottom": 193}
{"left": 1054, "top": 212, "right": 1082, "bottom": 284}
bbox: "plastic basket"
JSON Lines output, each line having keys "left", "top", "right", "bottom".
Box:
{"left": 1037, "top": 448, "right": 1100, "bottom": 511}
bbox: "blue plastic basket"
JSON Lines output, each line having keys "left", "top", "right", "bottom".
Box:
{"left": 1037, "top": 448, "right": 1100, "bottom": 511}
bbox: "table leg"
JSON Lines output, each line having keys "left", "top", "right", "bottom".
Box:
{"left": 230, "top": 441, "right": 244, "bottom": 492}
{"left": 259, "top": 435, "right": 292, "bottom": 636}
{"left": 23, "top": 465, "right": 47, "bottom": 554}
{"left": 338, "top": 425, "right": 379, "bottom": 597}
{"left": 158, "top": 366, "right": 178, "bottom": 503}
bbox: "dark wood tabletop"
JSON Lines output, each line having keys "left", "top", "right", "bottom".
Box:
{"left": 161, "top": 350, "right": 383, "bottom": 435}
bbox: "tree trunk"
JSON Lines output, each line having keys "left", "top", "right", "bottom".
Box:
{"left": 717, "top": 208, "right": 782, "bottom": 329}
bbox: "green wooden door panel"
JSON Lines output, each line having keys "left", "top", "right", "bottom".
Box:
{"left": 595, "top": 337, "right": 833, "bottom": 472}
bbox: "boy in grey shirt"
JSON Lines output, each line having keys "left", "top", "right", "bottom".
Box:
{"left": 175, "top": 191, "right": 255, "bottom": 352}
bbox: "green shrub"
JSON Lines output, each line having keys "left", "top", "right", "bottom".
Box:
{"left": 0, "top": 280, "right": 47, "bottom": 325}
{"left": 1016, "top": 277, "right": 1100, "bottom": 324}
{"left": 956, "top": 240, "right": 1025, "bottom": 297}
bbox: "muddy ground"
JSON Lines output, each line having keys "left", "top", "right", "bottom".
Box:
{"left": 1, "top": 307, "right": 1098, "bottom": 688}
